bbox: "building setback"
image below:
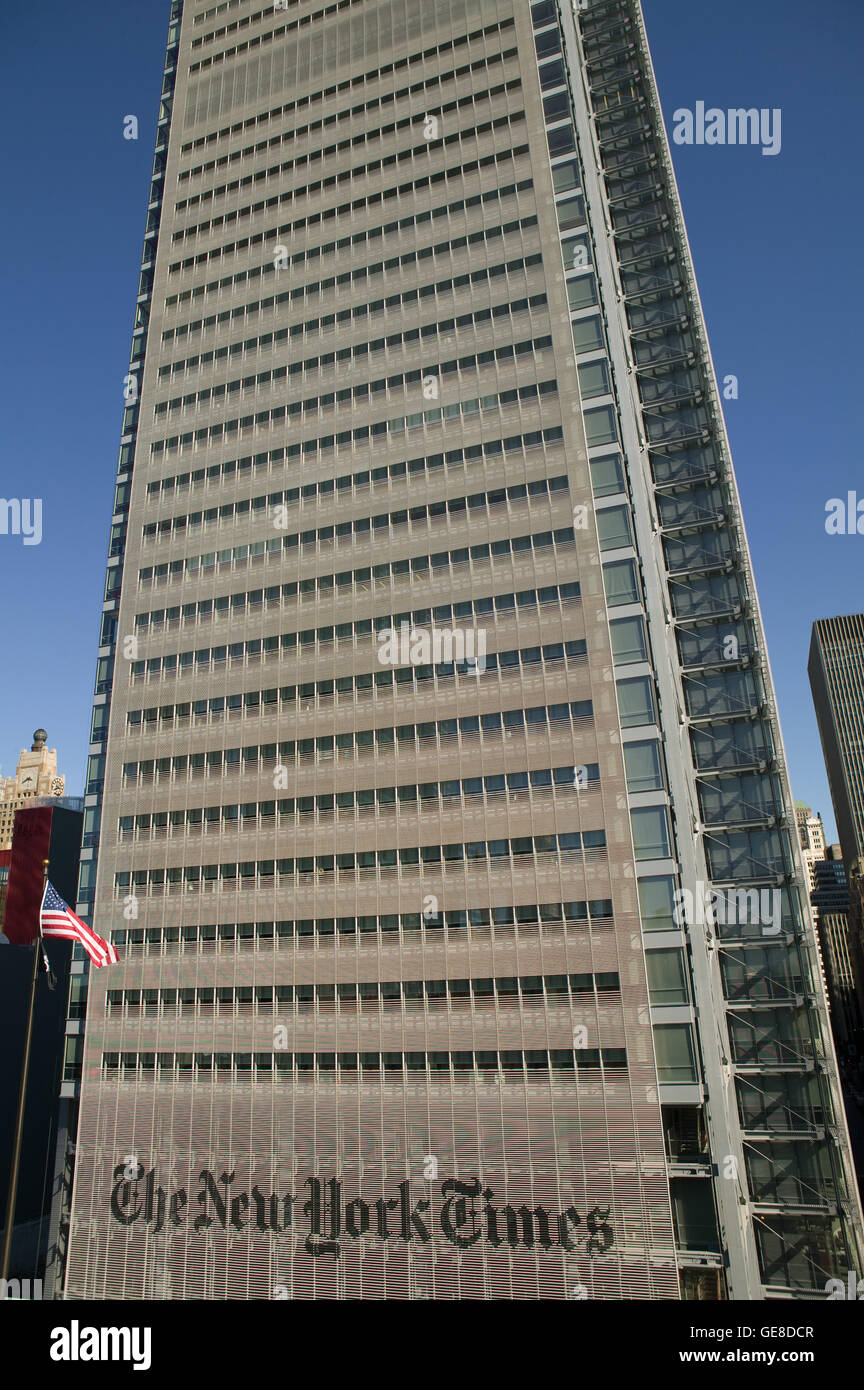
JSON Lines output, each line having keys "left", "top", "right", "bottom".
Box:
{"left": 61, "top": 0, "right": 862, "bottom": 1299}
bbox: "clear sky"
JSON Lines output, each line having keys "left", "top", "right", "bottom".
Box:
{"left": 1, "top": 0, "right": 861, "bottom": 840}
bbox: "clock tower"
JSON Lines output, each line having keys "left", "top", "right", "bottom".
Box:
{"left": 0, "top": 729, "right": 65, "bottom": 850}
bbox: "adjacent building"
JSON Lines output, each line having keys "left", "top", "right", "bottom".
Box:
{"left": 0, "top": 731, "right": 65, "bottom": 851}
{"left": 810, "top": 847, "right": 861, "bottom": 1049}
{"left": 809, "top": 615, "right": 864, "bottom": 1022}
{"left": 60, "top": 0, "right": 863, "bottom": 1300}
{"left": 0, "top": 801, "right": 83, "bottom": 1286}
{"left": 796, "top": 802, "right": 827, "bottom": 893}
{"left": 0, "top": 850, "right": 10, "bottom": 934}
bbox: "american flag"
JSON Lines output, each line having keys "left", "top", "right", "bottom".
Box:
{"left": 40, "top": 882, "right": 119, "bottom": 968}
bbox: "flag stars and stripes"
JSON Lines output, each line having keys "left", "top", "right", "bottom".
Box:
{"left": 40, "top": 882, "right": 119, "bottom": 968}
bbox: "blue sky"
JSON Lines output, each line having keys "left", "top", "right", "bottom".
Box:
{"left": 0, "top": 0, "right": 860, "bottom": 840}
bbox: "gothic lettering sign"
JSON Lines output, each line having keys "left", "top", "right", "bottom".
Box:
{"left": 111, "top": 1167, "right": 614, "bottom": 1260}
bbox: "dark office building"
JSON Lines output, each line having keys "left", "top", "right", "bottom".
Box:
{"left": 0, "top": 801, "right": 82, "bottom": 1285}
{"left": 809, "top": 615, "right": 864, "bottom": 1020}
{"left": 810, "top": 848, "right": 861, "bottom": 1045}
{"left": 0, "top": 850, "right": 10, "bottom": 934}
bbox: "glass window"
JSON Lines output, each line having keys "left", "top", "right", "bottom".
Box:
{"left": 552, "top": 159, "right": 581, "bottom": 192}
{"left": 543, "top": 93, "right": 570, "bottom": 123}
{"left": 631, "top": 807, "right": 672, "bottom": 861}
{"left": 610, "top": 615, "right": 648, "bottom": 665}
{"left": 565, "top": 235, "right": 592, "bottom": 275}
{"left": 603, "top": 558, "right": 639, "bottom": 606}
{"left": 578, "top": 360, "right": 610, "bottom": 399}
{"left": 63, "top": 1036, "right": 84, "bottom": 1081}
{"left": 654, "top": 1025, "right": 698, "bottom": 1084}
{"left": 583, "top": 405, "right": 618, "bottom": 447}
{"left": 617, "top": 676, "right": 656, "bottom": 728}
{"left": 557, "top": 194, "right": 586, "bottom": 231}
{"left": 596, "top": 505, "right": 632, "bottom": 551}
{"left": 534, "top": 27, "right": 562, "bottom": 58}
{"left": 572, "top": 315, "right": 605, "bottom": 355}
{"left": 532, "top": 0, "right": 557, "bottom": 25}
{"left": 624, "top": 741, "right": 665, "bottom": 793}
{"left": 567, "top": 274, "right": 598, "bottom": 311}
{"left": 540, "top": 58, "right": 566, "bottom": 90}
{"left": 590, "top": 453, "right": 625, "bottom": 497}
{"left": 646, "top": 950, "right": 689, "bottom": 1006}
{"left": 68, "top": 975, "right": 88, "bottom": 1021}
{"left": 548, "top": 124, "right": 576, "bottom": 156}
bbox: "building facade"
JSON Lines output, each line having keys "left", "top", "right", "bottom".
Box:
{"left": 61, "top": 0, "right": 862, "bottom": 1300}
{"left": 809, "top": 614, "right": 864, "bottom": 1025}
{"left": 811, "top": 847, "right": 860, "bottom": 1049}
{"left": 796, "top": 803, "right": 827, "bottom": 894}
{"left": 0, "top": 731, "right": 65, "bottom": 851}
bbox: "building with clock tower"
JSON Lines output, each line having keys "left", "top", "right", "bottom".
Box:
{"left": 0, "top": 730, "right": 66, "bottom": 851}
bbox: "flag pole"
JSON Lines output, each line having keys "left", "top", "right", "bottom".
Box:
{"left": 0, "top": 858, "right": 50, "bottom": 1282}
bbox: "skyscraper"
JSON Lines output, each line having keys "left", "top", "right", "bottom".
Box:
{"left": 60, "top": 0, "right": 863, "bottom": 1300}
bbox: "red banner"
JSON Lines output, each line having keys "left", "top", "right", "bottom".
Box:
{"left": 3, "top": 806, "right": 52, "bottom": 945}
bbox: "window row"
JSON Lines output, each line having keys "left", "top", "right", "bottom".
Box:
{"left": 153, "top": 330, "right": 552, "bottom": 419}
{"left": 172, "top": 111, "right": 525, "bottom": 244}
{"left": 179, "top": 45, "right": 518, "bottom": 180}
{"left": 167, "top": 143, "right": 530, "bottom": 281}
{"left": 140, "top": 473, "right": 569, "bottom": 569}
{"left": 158, "top": 290, "right": 547, "bottom": 381}
{"left": 112, "top": 830, "right": 609, "bottom": 889}
{"left": 180, "top": 17, "right": 516, "bottom": 153}
{"left": 175, "top": 80, "right": 523, "bottom": 214}
{"left": 149, "top": 377, "right": 558, "bottom": 457}
{"left": 116, "top": 763, "right": 601, "bottom": 836}
{"left": 192, "top": 0, "right": 378, "bottom": 53}
{"left": 133, "top": 526, "right": 578, "bottom": 626}
{"left": 189, "top": 0, "right": 434, "bottom": 70}
{"left": 145, "top": 424, "right": 563, "bottom": 501}
{"left": 113, "top": 899, "right": 616, "bottom": 947}
{"left": 193, "top": 0, "right": 251, "bottom": 27}
{"left": 121, "top": 701, "right": 595, "bottom": 780}
{"left": 125, "top": 637, "right": 590, "bottom": 726}
{"left": 193, "top": 0, "right": 289, "bottom": 28}
{"left": 107, "top": 971, "right": 621, "bottom": 1012}
{"left": 129, "top": 580, "right": 582, "bottom": 678}
{"left": 101, "top": 1048, "right": 627, "bottom": 1075}
{"left": 169, "top": 236, "right": 539, "bottom": 368}
{"left": 162, "top": 201, "right": 536, "bottom": 339}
